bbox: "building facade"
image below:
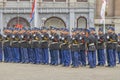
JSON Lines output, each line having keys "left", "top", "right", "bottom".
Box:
{"left": 0, "top": 0, "right": 120, "bottom": 33}
{"left": 0, "top": 0, "right": 95, "bottom": 33}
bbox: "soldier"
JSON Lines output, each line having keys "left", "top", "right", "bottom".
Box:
{"left": 97, "top": 27, "right": 106, "bottom": 66}
{"left": 59, "top": 28, "right": 64, "bottom": 65}
{"left": 112, "top": 27, "right": 118, "bottom": 66}
{"left": 26, "top": 28, "right": 35, "bottom": 64}
{"left": 60, "top": 28, "right": 71, "bottom": 67}
{"left": 105, "top": 26, "right": 116, "bottom": 67}
{"left": 70, "top": 29, "right": 79, "bottom": 67}
{"left": 117, "top": 33, "right": 120, "bottom": 64}
{"left": 31, "top": 28, "right": 42, "bottom": 64}
{"left": 3, "top": 28, "right": 13, "bottom": 62}
{"left": 87, "top": 28, "right": 97, "bottom": 68}
{"left": 41, "top": 27, "right": 49, "bottom": 64}
{"left": 49, "top": 27, "right": 59, "bottom": 65}
{"left": 79, "top": 28, "right": 87, "bottom": 66}
{"left": 11, "top": 28, "right": 20, "bottom": 63}
{"left": 0, "top": 30, "right": 3, "bottom": 62}
{"left": 20, "top": 28, "right": 29, "bottom": 63}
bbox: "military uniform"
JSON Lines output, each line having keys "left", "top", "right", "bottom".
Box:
{"left": 60, "top": 29, "right": 71, "bottom": 66}
{"left": 112, "top": 32, "right": 118, "bottom": 66}
{"left": 97, "top": 28, "right": 105, "bottom": 66}
{"left": 3, "top": 28, "right": 13, "bottom": 62}
{"left": 41, "top": 27, "right": 49, "bottom": 64}
{"left": 79, "top": 29, "right": 87, "bottom": 66}
{"left": 49, "top": 28, "right": 59, "bottom": 65}
{"left": 59, "top": 29, "right": 64, "bottom": 64}
{"left": 31, "top": 30, "right": 42, "bottom": 64}
{"left": 117, "top": 33, "right": 120, "bottom": 64}
{"left": 87, "top": 28, "right": 97, "bottom": 68}
{"left": 20, "top": 31, "right": 29, "bottom": 63}
{"left": 70, "top": 30, "right": 79, "bottom": 67}
{"left": 11, "top": 31, "right": 20, "bottom": 63}
{"left": 105, "top": 27, "right": 116, "bottom": 67}
{"left": 0, "top": 33, "right": 3, "bottom": 62}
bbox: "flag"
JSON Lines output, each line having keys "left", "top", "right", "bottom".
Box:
{"left": 100, "top": 0, "right": 107, "bottom": 23}
{"left": 29, "top": 0, "right": 36, "bottom": 23}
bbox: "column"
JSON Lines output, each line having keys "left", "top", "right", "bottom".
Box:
{"left": 69, "top": 9, "right": 75, "bottom": 35}
{"left": 89, "top": 9, "right": 94, "bottom": 28}
{"left": 0, "top": 10, "right": 3, "bottom": 34}
{"left": 88, "top": 0, "right": 95, "bottom": 28}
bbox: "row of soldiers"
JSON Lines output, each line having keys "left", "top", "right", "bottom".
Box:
{"left": 0, "top": 26, "right": 120, "bottom": 68}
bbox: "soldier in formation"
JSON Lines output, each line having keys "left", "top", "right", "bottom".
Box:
{"left": 0, "top": 26, "right": 119, "bottom": 68}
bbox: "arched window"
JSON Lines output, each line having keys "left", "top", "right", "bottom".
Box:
{"left": 44, "top": 17, "right": 66, "bottom": 28}
{"left": 42, "top": 0, "right": 53, "bottom": 2}
{"left": 7, "top": 17, "right": 30, "bottom": 28}
{"left": 77, "top": 0, "right": 88, "bottom": 2}
{"left": 77, "top": 17, "right": 87, "bottom": 28}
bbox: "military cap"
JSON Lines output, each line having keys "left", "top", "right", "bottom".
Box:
{"left": 108, "top": 26, "right": 115, "bottom": 31}
{"left": 85, "top": 29, "right": 90, "bottom": 33}
{"left": 98, "top": 27, "right": 103, "bottom": 32}
{"left": 118, "top": 33, "right": 120, "bottom": 36}
{"left": 89, "top": 27, "right": 95, "bottom": 31}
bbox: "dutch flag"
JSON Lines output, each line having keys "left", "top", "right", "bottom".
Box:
{"left": 29, "top": 0, "right": 36, "bottom": 23}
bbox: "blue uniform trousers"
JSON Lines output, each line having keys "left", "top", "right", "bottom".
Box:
{"left": 88, "top": 51, "right": 96, "bottom": 68}
{"left": 42, "top": 48, "right": 49, "bottom": 64}
{"left": 71, "top": 51, "right": 79, "bottom": 67}
{"left": 60, "top": 50, "right": 64, "bottom": 65}
{"left": 97, "top": 49, "right": 105, "bottom": 66}
{"left": 59, "top": 50, "right": 63, "bottom": 64}
{"left": 8, "top": 47, "right": 13, "bottom": 62}
{"left": 78, "top": 51, "right": 81, "bottom": 65}
{"left": 117, "top": 52, "right": 120, "bottom": 64}
{"left": 113, "top": 49, "right": 116, "bottom": 66}
{"left": 34, "top": 48, "right": 42, "bottom": 64}
{"left": 0, "top": 48, "right": 2, "bottom": 62}
{"left": 28, "top": 48, "right": 36, "bottom": 63}
{"left": 63, "top": 49, "right": 70, "bottom": 66}
{"left": 71, "top": 51, "right": 74, "bottom": 65}
{"left": 3, "top": 47, "right": 8, "bottom": 62}
{"left": 80, "top": 50, "right": 86, "bottom": 66}
{"left": 50, "top": 50, "right": 59, "bottom": 65}
{"left": 13, "top": 48, "right": 20, "bottom": 63}
{"left": 106, "top": 49, "right": 114, "bottom": 67}
{"left": 21, "top": 48, "right": 29, "bottom": 63}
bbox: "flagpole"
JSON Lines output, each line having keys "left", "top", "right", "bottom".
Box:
{"left": 100, "top": 0, "right": 106, "bottom": 34}
{"left": 103, "top": 11, "right": 106, "bottom": 34}
{"left": 34, "top": 0, "right": 38, "bottom": 28}
{"left": 103, "top": 0, "right": 107, "bottom": 34}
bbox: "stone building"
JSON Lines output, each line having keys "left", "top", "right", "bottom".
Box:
{"left": 0, "top": 0, "right": 120, "bottom": 33}
{"left": 95, "top": 0, "right": 120, "bottom": 33}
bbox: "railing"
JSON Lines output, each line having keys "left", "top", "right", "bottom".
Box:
{"left": 0, "top": 2, "right": 94, "bottom": 9}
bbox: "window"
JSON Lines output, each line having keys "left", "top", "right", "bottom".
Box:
{"left": 20, "top": 0, "right": 30, "bottom": 1}
{"left": 7, "top": 0, "right": 17, "bottom": 1}
{"left": 42, "top": 0, "right": 53, "bottom": 2}
{"left": 77, "top": 0, "right": 87, "bottom": 2}
{"left": 42, "top": 0, "right": 66, "bottom": 2}
{"left": 55, "top": 0, "right": 66, "bottom": 2}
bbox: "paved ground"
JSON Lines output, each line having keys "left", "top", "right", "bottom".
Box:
{"left": 0, "top": 63, "right": 120, "bottom": 80}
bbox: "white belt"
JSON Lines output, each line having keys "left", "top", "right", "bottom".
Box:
{"left": 51, "top": 42, "right": 58, "bottom": 44}
{"left": 32, "top": 40, "right": 38, "bottom": 42}
{"left": 89, "top": 43, "right": 95, "bottom": 46}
